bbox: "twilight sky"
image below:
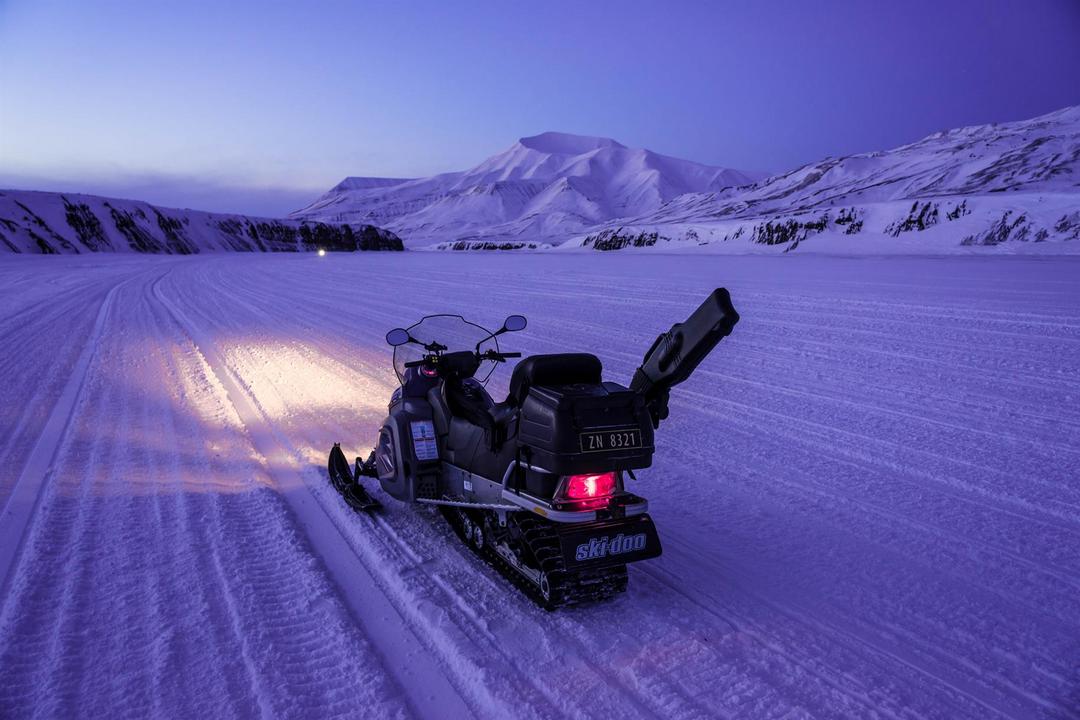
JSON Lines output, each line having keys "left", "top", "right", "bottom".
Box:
{"left": 2, "top": 0, "right": 1079, "bottom": 216}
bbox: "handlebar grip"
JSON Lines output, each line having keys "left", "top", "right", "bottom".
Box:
{"left": 500, "top": 352, "right": 522, "bottom": 358}
{"left": 404, "top": 359, "right": 425, "bottom": 368}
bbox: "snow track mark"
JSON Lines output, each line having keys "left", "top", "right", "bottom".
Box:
{"left": 0, "top": 279, "right": 119, "bottom": 595}
{"left": 150, "top": 274, "right": 473, "bottom": 720}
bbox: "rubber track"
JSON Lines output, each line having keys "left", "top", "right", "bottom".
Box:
{"left": 440, "top": 506, "right": 628, "bottom": 610}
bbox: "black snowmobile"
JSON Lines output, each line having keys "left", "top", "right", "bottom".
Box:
{"left": 328, "top": 289, "right": 739, "bottom": 609}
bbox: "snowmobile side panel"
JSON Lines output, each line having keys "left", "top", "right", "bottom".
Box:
{"left": 376, "top": 396, "right": 440, "bottom": 502}
{"left": 442, "top": 462, "right": 506, "bottom": 505}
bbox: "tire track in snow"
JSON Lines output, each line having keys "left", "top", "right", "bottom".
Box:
{"left": 0, "top": 277, "right": 120, "bottom": 595}
{"left": 171, "top": 260, "right": 769, "bottom": 720}
{"left": 160, "top": 260, "right": 734, "bottom": 720}
{"left": 177, "top": 257, "right": 952, "bottom": 719}
{"left": 134, "top": 279, "right": 279, "bottom": 719}
{"left": 150, "top": 272, "right": 473, "bottom": 720}
{"left": 0, "top": 322, "right": 122, "bottom": 717}
{"left": 155, "top": 270, "right": 581, "bottom": 719}
{"left": 656, "top": 424, "right": 1077, "bottom": 718}
{"left": 2, "top": 267, "right": 415, "bottom": 718}
{"left": 0, "top": 270, "right": 264, "bottom": 718}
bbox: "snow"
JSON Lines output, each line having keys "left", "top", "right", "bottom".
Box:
{"left": 1, "top": 252, "right": 1078, "bottom": 718}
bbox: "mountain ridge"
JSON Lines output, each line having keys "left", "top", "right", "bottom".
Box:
{"left": 0, "top": 189, "right": 403, "bottom": 254}
{"left": 555, "top": 104, "right": 1080, "bottom": 253}
{"left": 290, "top": 131, "right": 761, "bottom": 246}
{"left": 4, "top": 107, "right": 1077, "bottom": 255}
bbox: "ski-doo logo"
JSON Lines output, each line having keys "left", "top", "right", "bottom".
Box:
{"left": 575, "top": 532, "right": 647, "bottom": 561}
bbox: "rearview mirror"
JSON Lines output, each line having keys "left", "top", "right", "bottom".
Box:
{"left": 502, "top": 315, "right": 527, "bottom": 332}
{"left": 385, "top": 328, "right": 411, "bottom": 346}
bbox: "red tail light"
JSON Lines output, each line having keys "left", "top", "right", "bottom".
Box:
{"left": 563, "top": 472, "right": 617, "bottom": 501}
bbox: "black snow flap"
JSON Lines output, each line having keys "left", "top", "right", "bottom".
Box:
{"left": 557, "top": 514, "right": 662, "bottom": 570}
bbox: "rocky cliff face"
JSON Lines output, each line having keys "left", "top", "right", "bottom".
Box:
{"left": 0, "top": 190, "right": 403, "bottom": 254}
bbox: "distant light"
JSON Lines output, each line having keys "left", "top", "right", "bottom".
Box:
{"left": 318, "top": 249, "right": 326, "bottom": 257}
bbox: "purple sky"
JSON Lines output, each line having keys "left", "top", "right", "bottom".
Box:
{"left": 2, "top": 0, "right": 1078, "bottom": 217}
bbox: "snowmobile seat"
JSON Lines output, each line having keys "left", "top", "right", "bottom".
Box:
{"left": 445, "top": 377, "right": 494, "bottom": 427}
{"left": 445, "top": 354, "right": 603, "bottom": 453}
{"left": 444, "top": 377, "right": 508, "bottom": 451}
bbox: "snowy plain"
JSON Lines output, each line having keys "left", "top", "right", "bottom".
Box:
{"left": 0, "top": 252, "right": 1077, "bottom": 719}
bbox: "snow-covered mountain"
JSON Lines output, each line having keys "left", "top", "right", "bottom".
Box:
{"left": 0, "top": 190, "right": 403, "bottom": 254}
{"left": 564, "top": 105, "right": 1080, "bottom": 253}
{"left": 291, "top": 131, "right": 760, "bottom": 247}
{"left": 9, "top": 106, "right": 1076, "bottom": 255}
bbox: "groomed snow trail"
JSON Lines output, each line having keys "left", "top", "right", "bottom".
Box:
{"left": 0, "top": 253, "right": 1078, "bottom": 719}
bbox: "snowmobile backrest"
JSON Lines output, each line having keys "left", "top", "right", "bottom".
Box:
{"left": 508, "top": 353, "right": 602, "bottom": 406}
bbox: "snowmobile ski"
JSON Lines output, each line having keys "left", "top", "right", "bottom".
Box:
{"left": 328, "top": 443, "right": 382, "bottom": 512}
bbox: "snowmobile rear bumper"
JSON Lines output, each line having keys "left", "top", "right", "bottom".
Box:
{"left": 500, "top": 488, "right": 649, "bottom": 523}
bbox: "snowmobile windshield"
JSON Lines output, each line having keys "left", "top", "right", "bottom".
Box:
{"left": 392, "top": 314, "right": 501, "bottom": 385}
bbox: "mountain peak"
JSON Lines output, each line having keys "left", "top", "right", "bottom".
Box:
{"left": 518, "top": 131, "right": 626, "bottom": 155}
{"left": 293, "top": 130, "right": 758, "bottom": 246}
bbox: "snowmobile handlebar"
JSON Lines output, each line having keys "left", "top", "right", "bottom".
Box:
{"left": 482, "top": 350, "right": 521, "bottom": 362}
{"left": 403, "top": 349, "right": 521, "bottom": 370}
{"left": 630, "top": 288, "right": 739, "bottom": 427}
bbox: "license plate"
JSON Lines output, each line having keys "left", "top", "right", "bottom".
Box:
{"left": 579, "top": 428, "right": 641, "bottom": 453}
{"left": 558, "top": 515, "right": 662, "bottom": 568}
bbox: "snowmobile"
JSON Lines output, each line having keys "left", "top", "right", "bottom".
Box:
{"left": 328, "top": 289, "right": 739, "bottom": 609}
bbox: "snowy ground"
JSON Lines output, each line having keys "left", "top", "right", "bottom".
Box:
{"left": 0, "top": 252, "right": 1077, "bottom": 719}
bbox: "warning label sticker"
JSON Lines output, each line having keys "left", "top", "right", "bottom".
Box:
{"left": 410, "top": 421, "right": 439, "bottom": 461}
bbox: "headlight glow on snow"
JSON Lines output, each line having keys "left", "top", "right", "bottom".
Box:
{"left": 318, "top": 249, "right": 326, "bottom": 257}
